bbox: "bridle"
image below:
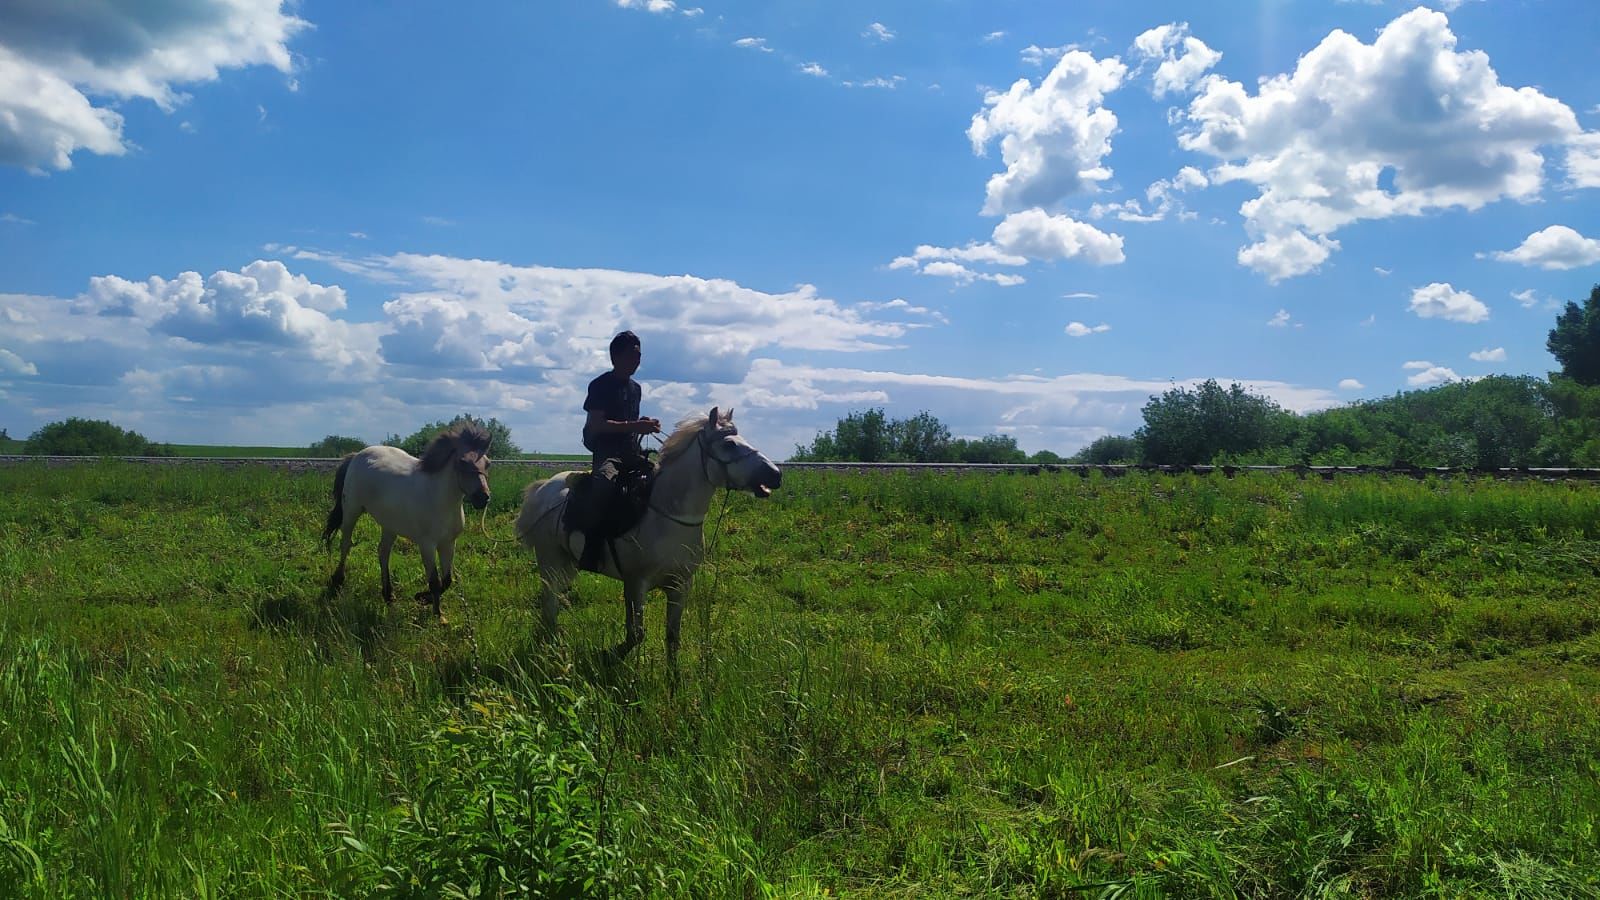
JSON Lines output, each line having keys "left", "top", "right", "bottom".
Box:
{"left": 647, "top": 426, "right": 759, "bottom": 527}
{"left": 698, "top": 426, "right": 760, "bottom": 476}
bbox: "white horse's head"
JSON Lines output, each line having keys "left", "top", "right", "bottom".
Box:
{"left": 419, "top": 422, "right": 493, "bottom": 509}
{"left": 661, "top": 407, "right": 781, "bottom": 497}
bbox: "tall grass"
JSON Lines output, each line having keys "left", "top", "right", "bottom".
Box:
{"left": 1, "top": 463, "right": 1598, "bottom": 895}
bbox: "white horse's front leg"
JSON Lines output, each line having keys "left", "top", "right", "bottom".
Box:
{"left": 664, "top": 575, "right": 691, "bottom": 679}
{"left": 377, "top": 528, "right": 397, "bottom": 604}
{"left": 537, "top": 549, "right": 574, "bottom": 637}
{"left": 612, "top": 579, "right": 648, "bottom": 662}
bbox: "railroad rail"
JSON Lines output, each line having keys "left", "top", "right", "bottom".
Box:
{"left": 5, "top": 455, "right": 1600, "bottom": 481}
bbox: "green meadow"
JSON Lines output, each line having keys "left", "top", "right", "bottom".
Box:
{"left": 2, "top": 462, "right": 1598, "bottom": 897}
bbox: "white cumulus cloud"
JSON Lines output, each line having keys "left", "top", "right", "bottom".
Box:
{"left": 617, "top": 0, "right": 679, "bottom": 12}
{"left": 887, "top": 211, "right": 1122, "bottom": 287}
{"left": 0, "top": 1, "right": 307, "bottom": 172}
{"left": 1338, "top": 378, "right": 1364, "bottom": 390}
{"left": 1404, "top": 362, "right": 1461, "bottom": 387}
{"left": 864, "top": 23, "right": 895, "bottom": 42}
{"left": 1408, "top": 283, "right": 1488, "bottom": 323}
{"left": 1131, "top": 23, "right": 1222, "bottom": 97}
{"left": 1469, "top": 347, "right": 1507, "bottom": 362}
{"left": 991, "top": 210, "right": 1125, "bottom": 265}
{"left": 968, "top": 50, "right": 1127, "bottom": 215}
{"left": 1175, "top": 9, "right": 1595, "bottom": 281}
{"left": 1488, "top": 226, "right": 1600, "bottom": 270}
{"left": 1064, "top": 322, "right": 1110, "bottom": 337}
{"left": 0, "top": 347, "right": 38, "bottom": 376}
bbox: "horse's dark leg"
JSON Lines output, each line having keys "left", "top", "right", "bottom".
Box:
{"left": 377, "top": 529, "right": 397, "bottom": 604}
{"left": 438, "top": 539, "right": 455, "bottom": 596}
{"left": 417, "top": 540, "right": 445, "bottom": 622}
{"left": 664, "top": 576, "right": 691, "bottom": 685}
{"left": 608, "top": 580, "right": 647, "bottom": 663}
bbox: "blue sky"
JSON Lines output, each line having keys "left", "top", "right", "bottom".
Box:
{"left": 2, "top": 0, "right": 1598, "bottom": 457}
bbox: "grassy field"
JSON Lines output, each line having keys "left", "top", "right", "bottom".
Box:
{"left": 2, "top": 462, "right": 1598, "bottom": 897}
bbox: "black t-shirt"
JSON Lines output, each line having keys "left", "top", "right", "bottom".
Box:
{"left": 582, "top": 370, "right": 642, "bottom": 463}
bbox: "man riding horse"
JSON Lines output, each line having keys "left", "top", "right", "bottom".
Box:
{"left": 577, "top": 330, "right": 661, "bottom": 571}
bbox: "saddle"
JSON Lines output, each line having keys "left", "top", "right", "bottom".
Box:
{"left": 562, "top": 457, "right": 656, "bottom": 571}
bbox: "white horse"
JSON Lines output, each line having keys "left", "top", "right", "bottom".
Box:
{"left": 515, "top": 407, "right": 780, "bottom": 671}
{"left": 322, "top": 422, "right": 493, "bottom": 621}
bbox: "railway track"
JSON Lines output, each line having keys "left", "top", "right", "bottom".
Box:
{"left": 5, "top": 455, "right": 1600, "bottom": 480}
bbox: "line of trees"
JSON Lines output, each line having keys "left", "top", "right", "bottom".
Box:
{"left": 1085, "top": 284, "right": 1600, "bottom": 468}
{"left": 802, "top": 284, "right": 1600, "bottom": 469}
{"left": 796, "top": 375, "right": 1600, "bottom": 469}
{"left": 790, "top": 408, "right": 1064, "bottom": 464}
{"left": 13, "top": 414, "right": 523, "bottom": 458}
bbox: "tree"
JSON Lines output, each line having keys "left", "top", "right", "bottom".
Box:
{"left": 1135, "top": 380, "right": 1296, "bottom": 465}
{"left": 890, "top": 411, "right": 953, "bottom": 462}
{"left": 1536, "top": 377, "right": 1600, "bottom": 466}
{"left": 307, "top": 434, "right": 368, "bottom": 457}
{"left": 1073, "top": 434, "right": 1139, "bottom": 464}
{"left": 389, "top": 414, "right": 521, "bottom": 457}
{"left": 793, "top": 408, "right": 894, "bottom": 462}
{"left": 24, "top": 418, "right": 163, "bottom": 456}
{"left": 1547, "top": 285, "right": 1600, "bottom": 385}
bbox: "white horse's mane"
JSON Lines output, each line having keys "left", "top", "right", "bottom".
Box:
{"left": 657, "top": 412, "right": 729, "bottom": 466}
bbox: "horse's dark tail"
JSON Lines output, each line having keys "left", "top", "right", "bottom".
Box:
{"left": 322, "top": 454, "right": 354, "bottom": 549}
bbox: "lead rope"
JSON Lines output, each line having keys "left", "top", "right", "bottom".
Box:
{"left": 477, "top": 503, "right": 522, "bottom": 543}
{"left": 697, "top": 431, "right": 736, "bottom": 687}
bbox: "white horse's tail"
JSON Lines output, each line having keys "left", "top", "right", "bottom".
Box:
{"left": 321, "top": 454, "right": 355, "bottom": 549}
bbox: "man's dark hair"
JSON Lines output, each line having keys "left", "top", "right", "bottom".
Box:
{"left": 609, "top": 330, "right": 641, "bottom": 362}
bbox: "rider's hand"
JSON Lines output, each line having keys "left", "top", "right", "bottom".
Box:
{"left": 636, "top": 418, "right": 661, "bottom": 435}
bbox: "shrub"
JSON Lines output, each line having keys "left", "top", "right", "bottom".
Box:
{"left": 1136, "top": 380, "right": 1296, "bottom": 465}
{"left": 306, "top": 435, "right": 367, "bottom": 457}
{"left": 1074, "top": 434, "right": 1139, "bottom": 464}
{"left": 354, "top": 684, "right": 623, "bottom": 897}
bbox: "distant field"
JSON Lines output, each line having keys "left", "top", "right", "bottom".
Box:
{"left": 2, "top": 463, "right": 1598, "bottom": 896}
{"left": 0, "top": 437, "right": 23, "bottom": 453}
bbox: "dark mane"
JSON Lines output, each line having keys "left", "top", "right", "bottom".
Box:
{"left": 418, "top": 422, "right": 493, "bottom": 472}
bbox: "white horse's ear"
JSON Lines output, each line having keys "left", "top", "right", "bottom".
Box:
{"left": 708, "top": 406, "right": 719, "bottom": 429}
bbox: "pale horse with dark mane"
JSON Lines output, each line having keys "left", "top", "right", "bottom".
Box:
{"left": 515, "top": 408, "right": 780, "bottom": 671}
{"left": 322, "top": 422, "right": 493, "bottom": 621}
